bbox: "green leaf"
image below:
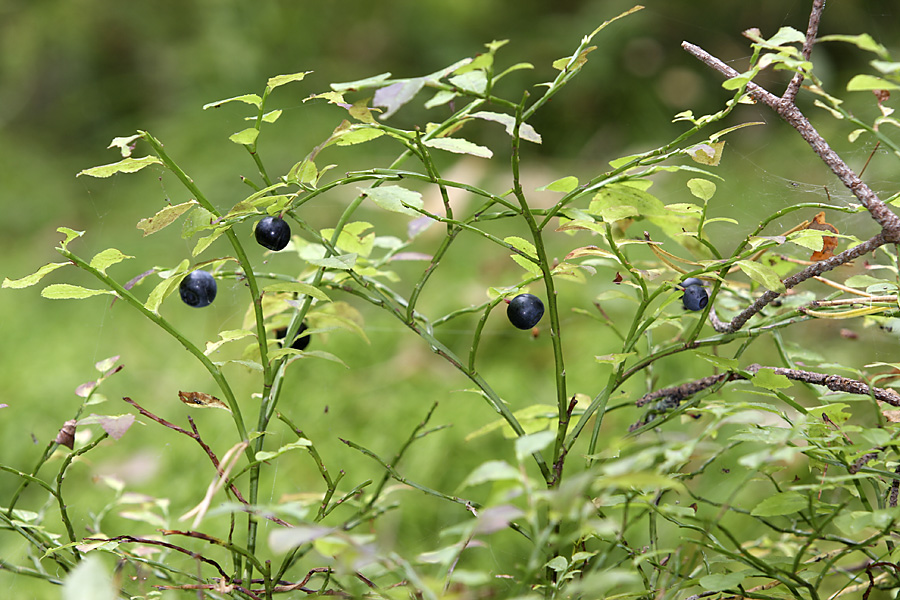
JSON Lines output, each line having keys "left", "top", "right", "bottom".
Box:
{"left": 736, "top": 260, "right": 786, "bottom": 292}
{"left": 266, "top": 71, "right": 312, "bottom": 90}
{"left": 77, "top": 156, "right": 162, "bottom": 178}
{"left": 89, "top": 248, "right": 133, "bottom": 275}
{"left": 202, "top": 94, "right": 262, "bottom": 109}
{"left": 182, "top": 206, "right": 217, "bottom": 239}
{"left": 751, "top": 368, "right": 792, "bottom": 391}
{"left": 818, "top": 34, "right": 890, "bottom": 59}
{"left": 144, "top": 260, "right": 189, "bottom": 313}
{"left": 424, "top": 89, "right": 458, "bottom": 109}
{"left": 469, "top": 111, "right": 541, "bottom": 143}
{"left": 515, "top": 430, "right": 555, "bottom": 461}
{"left": 504, "top": 236, "right": 537, "bottom": 259}
{"left": 448, "top": 70, "right": 487, "bottom": 94}
{"left": 595, "top": 353, "right": 635, "bottom": 368}
{"left": 137, "top": 201, "right": 198, "bottom": 236}
{"left": 845, "top": 274, "right": 888, "bottom": 288}
{"left": 41, "top": 284, "right": 115, "bottom": 300}
{"left": 750, "top": 491, "right": 806, "bottom": 517}
{"left": 287, "top": 158, "right": 318, "bottom": 186}
{"left": 76, "top": 156, "right": 162, "bottom": 177}
{"left": 3, "top": 262, "right": 69, "bottom": 289}
{"left": 362, "top": 185, "right": 423, "bottom": 217}
{"left": 205, "top": 329, "right": 256, "bottom": 356}
{"left": 538, "top": 176, "right": 579, "bottom": 193}
{"left": 57, "top": 227, "right": 85, "bottom": 250}
{"left": 458, "top": 460, "right": 521, "bottom": 489}
{"left": 305, "top": 254, "right": 357, "bottom": 270}
{"left": 694, "top": 352, "right": 738, "bottom": 370}
{"left": 330, "top": 72, "right": 392, "bottom": 92}
{"left": 590, "top": 184, "right": 667, "bottom": 222}
{"left": 262, "top": 282, "right": 331, "bottom": 302}
{"left": 786, "top": 229, "right": 827, "bottom": 252}
{"left": 321, "top": 221, "right": 375, "bottom": 257}
{"left": 423, "top": 137, "right": 492, "bottom": 158}
{"left": 255, "top": 439, "right": 312, "bottom": 462}
{"left": 686, "top": 178, "right": 717, "bottom": 201}
{"left": 847, "top": 74, "right": 900, "bottom": 92}
{"left": 229, "top": 128, "right": 259, "bottom": 146}
{"left": 699, "top": 572, "right": 746, "bottom": 592}
{"left": 63, "top": 555, "right": 117, "bottom": 600}
{"left": 332, "top": 126, "right": 385, "bottom": 146}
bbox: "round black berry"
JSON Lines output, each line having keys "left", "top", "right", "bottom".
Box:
{"left": 682, "top": 285, "right": 709, "bottom": 312}
{"left": 179, "top": 270, "right": 217, "bottom": 308}
{"left": 275, "top": 322, "right": 311, "bottom": 351}
{"left": 255, "top": 216, "right": 291, "bottom": 251}
{"left": 507, "top": 293, "right": 545, "bottom": 330}
{"left": 679, "top": 277, "right": 703, "bottom": 289}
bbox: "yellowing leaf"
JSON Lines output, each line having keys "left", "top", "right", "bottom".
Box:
{"left": 41, "top": 284, "right": 115, "bottom": 300}
{"left": 229, "top": 128, "right": 259, "bottom": 146}
{"left": 3, "top": 262, "right": 69, "bottom": 289}
{"left": 687, "top": 141, "right": 725, "bottom": 166}
{"left": 137, "top": 201, "right": 198, "bottom": 236}
{"left": 203, "top": 94, "right": 262, "bottom": 109}
{"left": 266, "top": 71, "right": 312, "bottom": 90}
{"left": 590, "top": 184, "right": 667, "bottom": 222}
{"left": 89, "top": 248, "right": 133, "bottom": 275}
{"left": 77, "top": 156, "right": 162, "bottom": 178}
{"left": 178, "top": 391, "right": 230, "bottom": 411}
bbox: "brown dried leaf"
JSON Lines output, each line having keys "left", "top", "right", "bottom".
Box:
{"left": 56, "top": 420, "right": 77, "bottom": 449}
{"left": 806, "top": 212, "right": 839, "bottom": 261}
{"left": 883, "top": 409, "right": 900, "bottom": 423}
{"left": 178, "top": 391, "right": 231, "bottom": 411}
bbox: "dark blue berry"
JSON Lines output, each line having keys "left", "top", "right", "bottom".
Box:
{"left": 179, "top": 270, "right": 217, "bottom": 308}
{"left": 275, "top": 322, "right": 311, "bottom": 351}
{"left": 255, "top": 216, "right": 291, "bottom": 251}
{"left": 679, "top": 277, "right": 703, "bottom": 289}
{"left": 682, "top": 285, "right": 708, "bottom": 311}
{"left": 507, "top": 294, "right": 544, "bottom": 330}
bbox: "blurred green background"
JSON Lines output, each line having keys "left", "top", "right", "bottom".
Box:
{"left": 2, "top": 0, "right": 900, "bottom": 594}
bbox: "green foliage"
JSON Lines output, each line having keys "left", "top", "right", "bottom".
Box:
{"left": 5, "top": 5, "right": 900, "bottom": 600}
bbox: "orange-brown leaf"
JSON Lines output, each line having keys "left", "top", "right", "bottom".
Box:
{"left": 807, "top": 212, "right": 839, "bottom": 261}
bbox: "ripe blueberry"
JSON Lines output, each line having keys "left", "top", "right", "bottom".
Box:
{"left": 255, "top": 216, "right": 291, "bottom": 251}
{"left": 179, "top": 270, "right": 217, "bottom": 308}
{"left": 507, "top": 293, "right": 544, "bottom": 330}
{"left": 682, "top": 284, "right": 708, "bottom": 311}
{"left": 275, "top": 322, "right": 310, "bottom": 351}
{"left": 679, "top": 277, "right": 703, "bottom": 289}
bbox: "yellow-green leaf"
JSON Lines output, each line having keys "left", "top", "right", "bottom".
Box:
{"left": 229, "top": 128, "right": 259, "bottom": 146}
{"left": 423, "top": 137, "right": 492, "bottom": 158}
{"left": 137, "top": 201, "right": 198, "bottom": 236}
{"left": 202, "top": 94, "right": 262, "bottom": 109}
{"left": 262, "top": 282, "right": 331, "bottom": 302}
{"left": 41, "top": 284, "right": 115, "bottom": 300}
{"left": 538, "top": 176, "right": 579, "bottom": 193}
{"left": 89, "top": 248, "right": 134, "bottom": 275}
{"left": 736, "top": 260, "right": 786, "bottom": 292}
{"left": 266, "top": 71, "right": 312, "bottom": 90}
{"left": 3, "top": 262, "right": 69, "bottom": 289}
{"left": 687, "top": 178, "right": 717, "bottom": 201}
{"left": 77, "top": 156, "right": 162, "bottom": 178}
